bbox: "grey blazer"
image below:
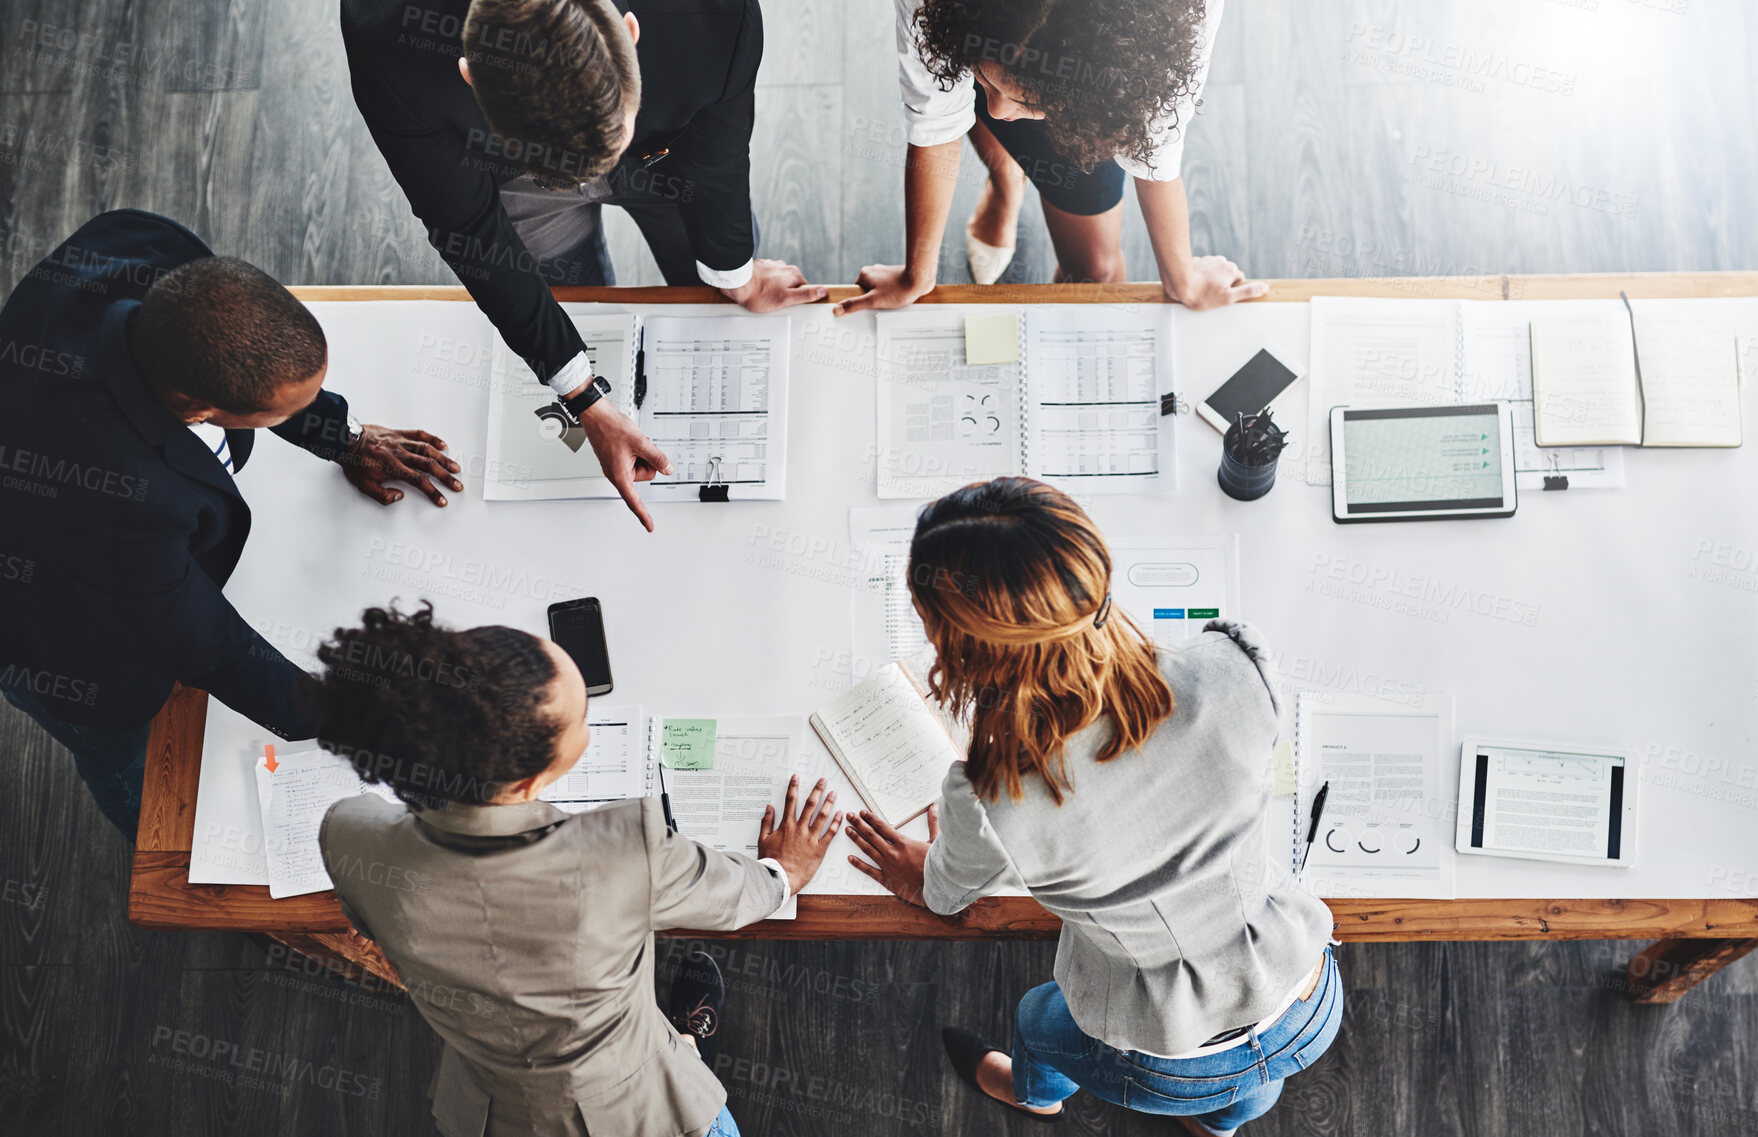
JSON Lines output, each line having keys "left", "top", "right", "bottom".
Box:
{"left": 319, "top": 794, "right": 786, "bottom": 1137}
{"left": 923, "top": 621, "right": 1333, "bottom": 1057}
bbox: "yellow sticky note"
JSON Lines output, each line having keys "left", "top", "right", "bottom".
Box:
{"left": 1270, "top": 740, "right": 1296, "bottom": 799}
{"left": 964, "top": 313, "right": 1020, "bottom": 366}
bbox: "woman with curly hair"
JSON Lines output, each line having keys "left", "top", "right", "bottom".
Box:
{"left": 846, "top": 479, "right": 1339, "bottom": 1135}
{"left": 310, "top": 603, "right": 844, "bottom": 1137}
{"left": 834, "top": 0, "right": 1260, "bottom": 315}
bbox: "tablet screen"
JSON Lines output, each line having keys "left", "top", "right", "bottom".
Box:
{"left": 1341, "top": 405, "right": 1505, "bottom": 513}
{"left": 1467, "top": 746, "right": 1626, "bottom": 860}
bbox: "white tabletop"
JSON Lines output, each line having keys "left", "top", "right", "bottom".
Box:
{"left": 189, "top": 297, "right": 1758, "bottom": 901}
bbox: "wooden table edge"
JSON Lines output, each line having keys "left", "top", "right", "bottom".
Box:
{"left": 280, "top": 273, "right": 1758, "bottom": 306}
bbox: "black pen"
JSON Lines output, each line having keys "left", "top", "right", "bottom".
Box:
{"left": 1299, "top": 780, "right": 1330, "bottom": 874}
{"left": 656, "top": 762, "right": 678, "bottom": 834}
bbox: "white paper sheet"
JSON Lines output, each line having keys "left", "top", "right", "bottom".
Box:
{"left": 875, "top": 309, "right": 1024, "bottom": 498}
{"left": 849, "top": 505, "right": 930, "bottom": 672}
{"left": 656, "top": 715, "right": 814, "bottom": 858}
{"left": 640, "top": 315, "right": 790, "bottom": 500}
{"left": 483, "top": 309, "right": 638, "bottom": 500}
{"left": 1110, "top": 536, "right": 1240, "bottom": 649}
{"left": 1024, "top": 305, "right": 1174, "bottom": 493}
{"left": 540, "top": 704, "right": 647, "bottom": 813}
{"left": 253, "top": 747, "right": 397, "bottom": 900}
{"left": 1295, "top": 692, "right": 1456, "bottom": 899}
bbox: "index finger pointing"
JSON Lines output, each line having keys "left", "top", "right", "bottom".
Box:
{"left": 607, "top": 468, "right": 655, "bottom": 532}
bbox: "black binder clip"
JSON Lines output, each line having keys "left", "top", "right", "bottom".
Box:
{"left": 1543, "top": 475, "right": 1570, "bottom": 491}
{"left": 698, "top": 456, "right": 730, "bottom": 502}
{"left": 1159, "top": 392, "right": 1180, "bottom": 416}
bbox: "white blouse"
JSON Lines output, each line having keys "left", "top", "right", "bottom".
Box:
{"left": 893, "top": 0, "right": 1225, "bottom": 181}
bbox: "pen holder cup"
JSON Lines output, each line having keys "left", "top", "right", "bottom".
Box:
{"left": 1217, "top": 426, "right": 1280, "bottom": 501}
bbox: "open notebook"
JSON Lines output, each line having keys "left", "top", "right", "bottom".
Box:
{"left": 874, "top": 306, "right": 1175, "bottom": 498}
{"left": 809, "top": 651, "right": 968, "bottom": 828}
{"left": 1530, "top": 307, "right": 1741, "bottom": 448}
{"left": 485, "top": 309, "right": 791, "bottom": 500}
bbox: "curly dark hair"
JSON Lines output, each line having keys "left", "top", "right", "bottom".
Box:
{"left": 912, "top": 0, "right": 1208, "bottom": 171}
{"left": 313, "top": 603, "right": 561, "bottom": 808}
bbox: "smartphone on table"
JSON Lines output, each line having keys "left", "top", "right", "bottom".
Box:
{"left": 1197, "top": 348, "right": 1302, "bottom": 434}
{"left": 546, "top": 597, "right": 614, "bottom": 696}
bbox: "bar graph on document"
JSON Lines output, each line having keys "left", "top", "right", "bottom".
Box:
{"left": 640, "top": 315, "right": 789, "bottom": 499}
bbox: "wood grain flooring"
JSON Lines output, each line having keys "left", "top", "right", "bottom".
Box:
{"left": 2, "top": 0, "right": 1757, "bottom": 1132}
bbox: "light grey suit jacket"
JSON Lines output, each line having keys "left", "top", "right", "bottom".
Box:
{"left": 320, "top": 794, "right": 786, "bottom": 1137}
{"left": 923, "top": 621, "right": 1334, "bottom": 1057}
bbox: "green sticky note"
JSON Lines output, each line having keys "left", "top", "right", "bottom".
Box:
{"left": 661, "top": 718, "right": 717, "bottom": 770}
{"left": 964, "top": 313, "right": 1020, "bottom": 366}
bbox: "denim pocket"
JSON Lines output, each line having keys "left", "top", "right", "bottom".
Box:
{"left": 1122, "top": 1076, "right": 1238, "bottom": 1114}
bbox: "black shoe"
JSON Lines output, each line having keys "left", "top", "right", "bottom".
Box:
{"left": 941, "top": 1027, "right": 1062, "bottom": 1124}
{"left": 666, "top": 950, "right": 725, "bottom": 1065}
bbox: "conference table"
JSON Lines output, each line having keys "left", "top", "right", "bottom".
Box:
{"left": 128, "top": 274, "right": 1758, "bottom": 1005}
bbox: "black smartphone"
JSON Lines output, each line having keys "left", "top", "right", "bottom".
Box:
{"left": 546, "top": 597, "right": 614, "bottom": 696}
{"left": 1199, "top": 348, "right": 1301, "bottom": 434}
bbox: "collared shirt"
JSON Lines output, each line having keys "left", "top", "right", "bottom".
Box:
{"left": 892, "top": 0, "right": 1226, "bottom": 181}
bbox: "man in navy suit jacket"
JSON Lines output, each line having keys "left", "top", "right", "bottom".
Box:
{"left": 0, "top": 209, "right": 461, "bottom": 840}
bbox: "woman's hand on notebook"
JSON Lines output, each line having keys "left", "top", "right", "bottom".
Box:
{"left": 758, "top": 775, "right": 844, "bottom": 894}
{"left": 846, "top": 805, "right": 938, "bottom": 907}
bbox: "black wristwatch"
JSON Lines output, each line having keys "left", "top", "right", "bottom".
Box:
{"left": 537, "top": 374, "right": 612, "bottom": 429}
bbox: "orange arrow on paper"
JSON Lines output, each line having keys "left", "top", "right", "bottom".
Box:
{"left": 263, "top": 744, "right": 279, "bottom": 773}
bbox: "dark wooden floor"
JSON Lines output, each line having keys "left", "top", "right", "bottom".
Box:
{"left": 3, "top": 0, "right": 1758, "bottom": 1133}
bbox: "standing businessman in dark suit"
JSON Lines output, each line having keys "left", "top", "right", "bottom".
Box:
{"left": 0, "top": 209, "right": 460, "bottom": 840}
{"left": 342, "top": 0, "right": 826, "bottom": 531}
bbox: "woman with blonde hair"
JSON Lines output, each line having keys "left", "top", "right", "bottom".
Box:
{"left": 847, "top": 477, "right": 1339, "bottom": 1135}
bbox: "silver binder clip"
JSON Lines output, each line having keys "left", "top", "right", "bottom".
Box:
{"left": 699, "top": 455, "right": 729, "bottom": 502}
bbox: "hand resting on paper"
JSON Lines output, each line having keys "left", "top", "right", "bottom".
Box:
{"left": 846, "top": 804, "right": 938, "bottom": 908}
{"left": 757, "top": 775, "right": 844, "bottom": 895}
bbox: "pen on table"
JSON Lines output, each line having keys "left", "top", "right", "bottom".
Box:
{"left": 656, "top": 762, "right": 678, "bottom": 834}
{"left": 1299, "top": 780, "right": 1330, "bottom": 874}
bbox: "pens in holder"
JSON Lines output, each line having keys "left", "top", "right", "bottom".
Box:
{"left": 1299, "top": 780, "right": 1330, "bottom": 874}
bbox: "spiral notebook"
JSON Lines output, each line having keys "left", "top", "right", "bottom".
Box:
{"left": 874, "top": 305, "right": 1175, "bottom": 498}
{"left": 1290, "top": 691, "right": 1456, "bottom": 899}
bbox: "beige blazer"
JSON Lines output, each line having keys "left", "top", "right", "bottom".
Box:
{"left": 320, "top": 794, "right": 786, "bottom": 1137}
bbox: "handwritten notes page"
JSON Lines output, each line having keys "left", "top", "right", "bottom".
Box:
{"left": 1529, "top": 310, "right": 1643, "bottom": 446}
{"left": 1633, "top": 311, "right": 1742, "bottom": 447}
{"left": 810, "top": 661, "right": 962, "bottom": 828}
{"left": 253, "top": 748, "right": 397, "bottom": 899}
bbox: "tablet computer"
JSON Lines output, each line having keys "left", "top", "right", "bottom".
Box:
{"left": 1330, "top": 403, "right": 1517, "bottom": 523}
{"left": 1454, "top": 739, "right": 1639, "bottom": 867}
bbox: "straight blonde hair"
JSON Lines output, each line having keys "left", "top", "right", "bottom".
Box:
{"left": 907, "top": 478, "right": 1174, "bottom": 804}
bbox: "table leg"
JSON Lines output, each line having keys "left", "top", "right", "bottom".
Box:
{"left": 1623, "top": 937, "right": 1758, "bottom": 1004}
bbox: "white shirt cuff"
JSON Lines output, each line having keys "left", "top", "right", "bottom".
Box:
{"left": 697, "top": 258, "right": 754, "bottom": 291}
{"left": 757, "top": 856, "right": 793, "bottom": 914}
{"left": 904, "top": 108, "right": 976, "bottom": 149}
{"left": 544, "top": 349, "right": 596, "bottom": 399}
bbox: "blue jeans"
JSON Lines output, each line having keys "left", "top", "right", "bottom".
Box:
{"left": 705, "top": 1105, "right": 739, "bottom": 1136}
{"left": 1013, "top": 948, "right": 1343, "bottom": 1133}
{"left": 0, "top": 675, "right": 148, "bottom": 841}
